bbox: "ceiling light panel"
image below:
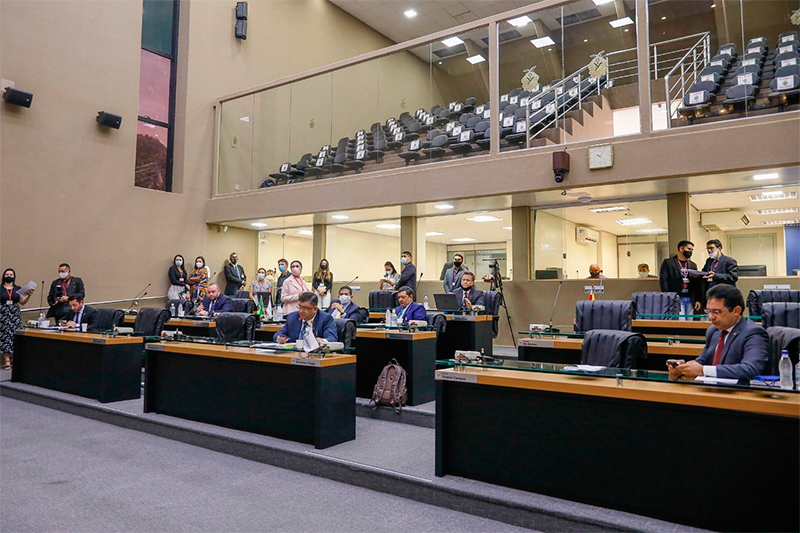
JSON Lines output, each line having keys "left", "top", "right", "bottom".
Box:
{"left": 441, "top": 36, "right": 464, "bottom": 47}
{"left": 466, "top": 215, "right": 503, "bottom": 222}
{"left": 756, "top": 207, "right": 798, "bottom": 215}
{"left": 749, "top": 192, "right": 797, "bottom": 201}
{"left": 375, "top": 223, "right": 402, "bottom": 229}
{"left": 466, "top": 54, "right": 486, "bottom": 64}
{"left": 507, "top": 15, "right": 532, "bottom": 27}
{"left": 530, "top": 36, "right": 556, "bottom": 48}
{"left": 404, "top": 9, "right": 417, "bottom": 18}
{"left": 589, "top": 206, "right": 629, "bottom": 213}
{"left": 609, "top": 17, "right": 634, "bottom": 28}
{"left": 451, "top": 237, "right": 477, "bottom": 242}
{"left": 761, "top": 219, "right": 798, "bottom": 226}
{"left": 615, "top": 217, "right": 652, "bottom": 226}
{"left": 752, "top": 173, "right": 779, "bottom": 180}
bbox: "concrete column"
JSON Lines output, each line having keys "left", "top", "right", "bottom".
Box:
{"left": 666, "top": 193, "right": 691, "bottom": 253}
{"left": 511, "top": 206, "right": 532, "bottom": 281}
{"left": 400, "top": 216, "right": 417, "bottom": 261}
{"left": 635, "top": 0, "right": 652, "bottom": 135}
{"left": 488, "top": 21, "right": 500, "bottom": 156}
{"left": 312, "top": 223, "right": 327, "bottom": 269}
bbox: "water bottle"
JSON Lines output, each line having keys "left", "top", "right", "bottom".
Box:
{"left": 423, "top": 295, "right": 430, "bottom": 310}
{"left": 177, "top": 303, "right": 185, "bottom": 317}
{"left": 37, "top": 311, "right": 46, "bottom": 328}
{"left": 390, "top": 309, "right": 398, "bottom": 328}
{"left": 385, "top": 307, "right": 391, "bottom": 324}
{"left": 779, "top": 350, "right": 792, "bottom": 389}
{"left": 795, "top": 360, "right": 800, "bottom": 391}
{"left": 169, "top": 302, "right": 176, "bottom": 317}
{"left": 274, "top": 306, "right": 283, "bottom": 321}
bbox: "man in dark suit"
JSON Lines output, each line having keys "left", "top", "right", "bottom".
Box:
{"left": 274, "top": 258, "right": 290, "bottom": 306}
{"left": 394, "top": 286, "right": 427, "bottom": 323}
{"left": 452, "top": 271, "right": 485, "bottom": 310}
{"left": 702, "top": 239, "right": 738, "bottom": 289}
{"left": 395, "top": 251, "right": 417, "bottom": 299}
{"left": 659, "top": 240, "right": 703, "bottom": 318}
{"left": 197, "top": 283, "right": 233, "bottom": 317}
{"left": 325, "top": 286, "right": 361, "bottom": 321}
{"left": 274, "top": 292, "right": 338, "bottom": 343}
{"left": 223, "top": 252, "right": 247, "bottom": 296}
{"left": 46, "top": 263, "right": 86, "bottom": 321}
{"left": 63, "top": 295, "right": 98, "bottom": 331}
{"left": 443, "top": 253, "right": 467, "bottom": 294}
{"left": 668, "top": 285, "right": 768, "bottom": 380}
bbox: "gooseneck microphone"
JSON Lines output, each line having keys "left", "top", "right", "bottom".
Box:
{"left": 548, "top": 281, "right": 563, "bottom": 332}
{"left": 125, "top": 282, "right": 151, "bottom": 313}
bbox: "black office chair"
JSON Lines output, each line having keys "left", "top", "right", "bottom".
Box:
{"left": 426, "top": 313, "right": 446, "bottom": 334}
{"left": 234, "top": 289, "right": 251, "bottom": 299}
{"left": 632, "top": 292, "right": 680, "bottom": 320}
{"left": 356, "top": 307, "right": 369, "bottom": 325}
{"left": 334, "top": 318, "right": 356, "bottom": 350}
{"left": 231, "top": 298, "right": 257, "bottom": 314}
{"left": 369, "top": 290, "right": 398, "bottom": 310}
{"left": 166, "top": 299, "right": 195, "bottom": 316}
{"left": 581, "top": 330, "right": 647, "bottom": 369}
{"left": 761, "top": 303, "right": 800, "bottom": 329}
{"left": 766, "top": 326, "right": 800, "bottom": 374}
{"left": 483, "top": 290, "right": 502, "bottom": 338}
{"left": 134, "top": 307, "right": 171, "bottom": 336}
{"left": 574, "top": 300, "right": 635, "bottom": 333}
{"left": 92, "top": 308, "right": 124, "bottom": 332}
{"left": 215, "top": 312, "right": 257, "bottom": 341}
{"left": 747, "top": 289, "right": 800, "bottom": 317}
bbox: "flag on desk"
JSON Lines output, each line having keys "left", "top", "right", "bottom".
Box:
{"left": 588, "top": 291, "right": 595, "bottom": 301}
{"left": 256, "top": 296, "right": 263, "bottom": 316}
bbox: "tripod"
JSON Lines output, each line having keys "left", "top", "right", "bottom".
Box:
{"left": 488, "top": 262, "right": 515, "bottom": 346}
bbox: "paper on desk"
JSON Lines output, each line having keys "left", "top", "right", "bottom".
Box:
{"left": 252, "top": 342, "right": 294, "bottom": 349}
{"left": 563, "top": 365, "right": 606, "bottom": 372}
{"left": 15, "top": 281, "right": 37, "bottom": 296}
{"left": 694, "top": 376, "right": 739, "bottom": 385}
{"left": 302, "top": 326, "right": 320, "bottom": 353}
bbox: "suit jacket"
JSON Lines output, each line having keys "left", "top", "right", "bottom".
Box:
{"left": 695, "top": 318, "right": 769, "bottom": 379}
{"left": 63, "top": 305, "right": 99, "bottom": 330}
{"left": 201, "top": 294, "right": 233, "bottom": 315}
{"left": 395, "top": 262, "right": 417, "bottom": 297}
{"left": 274, "top": 272, "right": 290, "bottom": 305}
{"left": 224, "top": 263, "right": 247, "bottom": 295}
{"left": 443, "top": 267, "right": 467, "bottom": 293}
{"left": 46, "top": 276, "right": 86, "bottom": 319}
{"left": 452, "top": 287, "right": 485, "bottom": 308}
{"left": 702, "top": 254, "right": 738, "bottom": 288}
{"left": 325, "top": 299, "right": 362, "bottom": 321}
{"left": 659, "top": 256, "right": 702, "bottom": 303}
{"left": 273, "top": 310, "right": 338, "bottom": 343}
{"left": 394, "top": 302, "right": 427, "bottom": 322}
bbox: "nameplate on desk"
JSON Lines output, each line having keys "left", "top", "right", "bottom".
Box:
{"left": 148, "top": 344, "right": 165, "bottom": 351}
{"left": 584, "top": 286, "right": 605, "bottom": 294}
{"left": 518, "top": 339, "right": 555, "bottom": 348}
{"left": 763, "top": 284, "right": 791, "bottom": 290}
{"left": 436, "top": 371, "right": 478, "bottom": 383}
{"left": 386, "top": 333, "right": 412, "bottom": 340}
{"left": 91, "top": 338, "right": 106, "bottom": 345}
{"left": 448, "top": 315, "right": 475, "bottom": 322}
{"left": 291, "top": 357, "right": 321, "bottom": 367}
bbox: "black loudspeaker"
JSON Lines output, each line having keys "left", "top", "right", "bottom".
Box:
{"left": 96, "top": 111, "right": 122, "bottom": 129}
{"left": 2, "top": 87, "right": 33, "bottom": 108}
{"left": 235, "top": 1, "right": 247, "bottom": 20}
{"left": 235, "top": 19, "right": 247, "bottom": 40}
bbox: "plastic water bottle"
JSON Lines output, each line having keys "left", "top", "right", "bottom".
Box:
{"left": 274, "top": 306, "right": 283, "bottom": 321}
{"left": 795, "top": 360, "right": 800, "bottom": 391}
{"left": 37, "top": 311, "right": 46, "bottom": 328}
{"left": 423, "top": 295, "right": 430, "bottom": 310}
{"left": 390, "top": 309, "right": 398, "bottom": 328}
{"left": 385, "top": 307, "right": 391, "bottom": 324}
{"left": 177, "top": 304, "right": 185, "bottom": 317}
{"left": 169, "top": 302, "right": 176, "bottom": 317}
{"left": 779, "top": 350, "right": 792, "bottom": 389}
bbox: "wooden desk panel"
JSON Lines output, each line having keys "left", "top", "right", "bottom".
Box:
{"left": 16, "top": 329, "right": 144, "bottom": 345}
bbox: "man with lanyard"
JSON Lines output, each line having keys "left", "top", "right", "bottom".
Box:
{"left": 394, "top": 286, "right": 426, "bottom": 323}
{"left": 46, "top": 263, "right": 86, "bottom": 321}
{"left": 659, "top": 240, "right": 701, "bottom": 320}
{"left": 443, "top": 253, "right": 466, "bottom": 294}
{"left": 702, "top": 239, "right": 738, "bottom": 289}
{"left": 274, "top": 258, "right": 290, "bottom": 307}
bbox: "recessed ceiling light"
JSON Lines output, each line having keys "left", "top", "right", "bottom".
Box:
{"left": 624, "top": 28, "right": 629, "bottom": 32}
{"left": 507, "top": 15, "right": 532, "bottom": 27}
{"left": 251, "top": 222, "right": 268, "bottom": 228}
{"left": 425, "top": 231, "right": 446, "bottom": 236}
{"left": 592, "top": 0, "right": 615, "bottom": 4}
{"left": 501, "top": 226, "right": 513, "bottom": 230}
{"left": 590, "top": 206, "right": 629, "bottom": 213}
{"left": 438, "top": 61, "right": 442, "bottom": 65}
{"left": 466, "top": 215, "right": 502, "bottom": 222}
{"left": 750, "top": 192, "right": 797, "bottom": 201}
{"left": 752, "top": 173, "right": 779, "bottom": 180}
{"left": 451, "top": 237, "right": 477, "bottom": 242}
{"left": 615, "top": 217, "right": 652, "bottom": 226}
{"left": 331, "top": 214, "right": 349, "bottom": 220}
{"left": 466, "top": 54, "right": 486, "bottom": 64}
{"left": 441, "top": 36, "right": 464, "bottom": 47}
{"left": 710, "top": 3, "right": 716, "bottom": 7}
{"left": 404, "top": 9, "right": 417, "bottom": 18}
{"left": 756, "top": 207, "right": 798, "bottom": 215}
{"left": 296, "top": 229, "right": 313, "bottom": 236}
{"left": 762, "top": 219, "right": 799, "bottom": 226}
{"left": 661, "top": 16, "right": 667, "bottom": 20}
{"left": 375, "top": 223, "right": 402, "bottom": 229}
{"left": 610, "top": 17, "right": 634, "bottom": 28}
{"left": 531, "top": 36, "right": 556, "bottom": 48}
{"left": 583, "top": 39, "right": 589, "bottom": 43}
{"left": 434, "top": 203, "right": 454, "bottom": 210}
{"left": 636, "top": 227, "right": 667, "bottom": 233}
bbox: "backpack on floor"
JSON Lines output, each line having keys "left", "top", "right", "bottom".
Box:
{"left": 370, "top": 358, "right": 408, "bottom": 413}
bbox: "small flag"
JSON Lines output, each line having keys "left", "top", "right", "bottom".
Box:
{"left": 588, "top": 291, "right": 595, "bottom": 301}
{"left": 265, "top": 296, "right": 272, "bottom": 319}
{"left": 256, "top": 296, "right": 263, "bottom": 316}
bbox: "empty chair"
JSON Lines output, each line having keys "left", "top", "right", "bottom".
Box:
{"left": 398, "top": 138, "right": 423, "bottom": 165}
{"left": 133, "top": 307, "right": 171, "bottom": 336}
{"left": 574, "top": 300, "right": 636, "bottom": 333}
{"left": 774, "top": 50, "right": 800, "bottom": 69}
{"left": 462, "top": 96, "right": 477, "bottom": 113}
{"left": 449, "top": 129, "right": 475, "bottom": 156}
{"left": 581, "top": 330, "right": 647, "bottom": 369}
{"left": 717, "top": 43, "right": 738, "bottom": 59}
{"left": 231, "top": 298, "right": 256, "bottom": 313}
{"left": 403, "top": 120, "right": 422, "bottom": 142}
{"left": 632, "top": 292, "right": 680, "bottom": 320}
{"left": 328, "top": 150, "right": 349, "bottom": 174}
{"left": 344, "top": 148, "right": 367, "bottom": 172}
{"left": 426, "top": 313, "right": 447, "bottom": 335}
{"left": 765, "top": 326, "right": 800, "bottom": 374}
{"left": 334, "top": 318, "right": 355, "bottom": 349}
{"left": 303, "top": 155, "right": 328, "bottom": 178}
{"left": 458, "top": 112, "right": 474, "bottom": 125}
{"left": 761, "top": 302, "right": 800, "bottom": 329}
{"left": 421, "top": 129, "right": 441, "bottom": 149}
{"left": 465, "top": 116, "right": 482, "bottom": 129}
{"left": 369, "top": 290, "right": 398, "bottom": 310}
{"left": 92, "top": 308, "right": 124, "bottom": 332}
{"left": 739, "top": 51, "right": 764, "bottom": 67}
{"left": 386, "top": 131, "right": 406, "bottom": 151}
{"left": 723, "top": 84, "right": 757, "bottom": 111}
{"left": 474, "top": 120, "right": 492, "bottom": 149}
{"left": 778, "top": 31, "right": 799, "bottom": 44}
{"left": 679, "top": 80, "right": 719, "bottom": 119}
{"left": 166, "top": 299, "right": 195, "bottom": 316}
{"left": 234, "top": 290, "right": 250, "bottom": 299}
{"left": 769, "top": 66, "right": 800, "bottom": 108}
{"left": 422, "top": 134, "right": 449, "bottom": 159}
{"left": 366, "top": 138, "right": 387, "bottom": 162}
{"left": 747, "top": 289, "right": 800, "bottom": 317}
{"left": 503, "top": 119, "right": 531, "bottom": 145}
{"left": 289, "top": 153, "right": 313, "bottom": 176}
{"left": 268, "top": 162, "right": 293, "bottom": 182}
{"left": 709, "top": 54, "right": 732, "bottom": 69}
{"left": 734, "top": 64, "right": 762, "bottom": 84}
{"left": 700, "top": 64, "right": 727, "bottom": 80}
{"left": 215, "top": 312, "right": 257, "bottom": 341}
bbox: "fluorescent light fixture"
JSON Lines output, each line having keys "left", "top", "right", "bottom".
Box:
{"left": 404, "top": 9, "right": 417, "bottom": 18}
{"left": 752, "top": 173, "right": 779, "bottom": 180}
{"left": 466, "top": 215, "right": 502, "bottom": 222}
{"left": 501, "top": 226, "right": 513, "bottom": 230}
{"left": 762, "top": 190, "right": 786, "bottom": 196}
{"left": 296, "top": 229, "right": 313, "bottom": 236}
{"left": 250, "top": 222, "right": 268, "bottom": 228}
{"left": 749, "top": 192, "right": 797, "bottom": 201}
{"left": 615, "top": 217, "right": 652, "bottom": 226}
{"left": 240, "top": 116, "right": 250, "bottom": 122}
{"left": 756, "top": 207, "right": 799, "bottom": 215}
{"left": 441, "top": 36, "right": 464, "bottom": 47}
{"left": 710, "top": 3, "right": 716, "bottom": 7}
{"left": 466, "top": 54, "right": 485, "bottom": 64}
{"left": 530, "top": 36, "right": 556, "bottom": 48}
{"left": 507, "top": 15, "right": 532, "bottom": 27}
{"left": 762, "top": 219, "right": 798, "bottom": 226}
{"left": 609, "top": 17, "right": 634, "bottom": 28}
{"left": 636, "top": 227, "right": 667, "bottom": 233}
{"left": 330, "top": 214, "right": 349, "bottom": 220}
{"left": 434, "top": 203, "right": 454, "bottom": 210}
{"left": 590, "top": 206, "right": 629, "bottom": 213}
{"left": 592, "top": 0, "right": 615, "bottom": 4}
{"left": 375, "top": 223, "right": 402, "bottom": 229}
{"left": 451, "top": 237, "right": 477, "bottom": 242}
{"left": 425, "top": 231, "right": 446, "bottom": 236}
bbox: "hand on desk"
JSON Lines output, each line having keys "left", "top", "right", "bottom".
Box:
{"left": 463, "top": 299, "right": 473, "bottom": 310}
{"left": 196, "top": 303, "right": 208, "bottom": 316}
{"left": 667, "top": 359, "right": 703, "bottom": 380}
{"left": 276, "top": 334, "right": 289, "bottom": 344}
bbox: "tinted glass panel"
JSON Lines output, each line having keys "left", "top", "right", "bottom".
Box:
{"left": 138, "top": 50, "right": 171, "bottom": 123}
{"left": 135, "top": 121, "right": 169, "bottom": 190}
{"left": 141, "top": 0, "right": 174, "bottom": 56}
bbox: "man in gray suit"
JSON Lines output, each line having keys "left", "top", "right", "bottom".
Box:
{"left": 443, "top": 252, "right": 467, "bottom": 294}
{"left": 667, "top": 285, "right": 768, "bottom": 380}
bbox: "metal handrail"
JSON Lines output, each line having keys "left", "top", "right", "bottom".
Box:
{"left": 663, "top": 32, "right": 712, "bottom": 128}
{"left": 19, "top": 295, "right": 166, "bottom": 314}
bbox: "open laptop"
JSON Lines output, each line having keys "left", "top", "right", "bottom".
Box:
{"left": 433, "top": 293, "right": 461, "bottom": 311}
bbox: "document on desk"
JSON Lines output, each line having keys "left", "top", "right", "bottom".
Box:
{"left": 563, "top": 365, "right": 606, "bottom": 372}
{"left": 252, "top": 342, "right": 296, "bottom": 350}
{"left": 694, "top": 376, "right": 739, "bottom": 385}
{"left": 15, "top": 281, "right": 37, "bottom": 296}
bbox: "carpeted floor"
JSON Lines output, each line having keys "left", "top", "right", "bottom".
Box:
{"left": 0, "top": 396, "right": 535, "bottom": 532}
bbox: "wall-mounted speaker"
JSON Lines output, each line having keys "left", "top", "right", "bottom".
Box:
{"left": 235, "top": 2, "right": 248, "bottom": 20}
{"left": 235, "top": 19, "right": 247, "bottom": 40}
{"left": 96, "top": 111, "right": 122, "bottom": 129}
{"left": 2, "top": 87, "right": 33, "bottom": 108}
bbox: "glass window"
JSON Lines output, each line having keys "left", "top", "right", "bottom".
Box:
{"left": 138, "top": 50, "right": 171, "bottom": 124}
{"left": 141, "top": 0, "right": 175, "bottom": 56}
{"left": 135, "top": 121, "right": 169, "bottom": 190}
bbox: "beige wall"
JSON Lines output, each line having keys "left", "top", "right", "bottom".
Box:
{"left": 325, "top": 226, "right": 400, "bottom": 285}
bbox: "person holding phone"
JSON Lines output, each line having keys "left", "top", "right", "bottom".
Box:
{"left": 1, "top": 268, "right": 35, "bottom": 369}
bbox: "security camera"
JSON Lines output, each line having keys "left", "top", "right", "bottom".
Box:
{"left": 553, "top": 151, "right": 569, "bottom": 183}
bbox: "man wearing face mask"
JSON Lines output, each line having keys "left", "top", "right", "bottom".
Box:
{"left": 637, "top": 263, "right": 658, "bottom": 279}
{"left": 274, "top": 258, "right": 290, "bottom": 306}
{"left": 325, "top": 286, "right": 361, "bottom": 321}
{"left": 224, "top": 252, "right": 247, "bottom": 296}
{"left": 659, "top": 240, "right": 702, "bottom": 319}
{"left": 443, "top": 253, "right": 466, "bottom": 294}
{"left": 702, "top": 239, "right": 738, "bottom": 289}
{"left": 47, "top": 263, "right": 86, "bottom": 321}
{"left": 395, "top": 251, "right": 417, "bottom": 300}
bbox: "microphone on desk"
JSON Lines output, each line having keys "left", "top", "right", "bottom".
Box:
{"left": 125, "top": 282, "right": 151, "bottom": 313}
{"left": 342, "top": 275, "right": 359, "bottom": 288}
{"left": 547, "top": 281, "right": 563, "bottom": 333}
{"left": 39, "top": 280, "right": 45, "bottom": 310}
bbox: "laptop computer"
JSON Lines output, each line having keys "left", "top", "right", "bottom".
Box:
{"left": 433, "top": 293, "right": 461, "bottom": 311}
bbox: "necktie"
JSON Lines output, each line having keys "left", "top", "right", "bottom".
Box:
{"left": 209, "top": 300, "right": 214, "bottom": 314}
{"left": 711, "top": 330, "right": 728, "bottom": 365}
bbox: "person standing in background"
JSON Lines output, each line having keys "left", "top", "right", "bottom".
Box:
{"left": 637, "top": 263, "right": 658, "bottom": 279}
{"left": 659, "top": 240, "right": 702, "bottom": 319}
{"left": 46, "top": 263, "right": 85, "bottom": 321}
{"left": 281, "top": 260, "right": 310, "bottom": 315}
{"left": 703, "top": 239, "right": 738, "bottom": 289}
{"left": 275, "top": 258, "right": 290, "bottom": 307}
{"left": 1, "top": 268, "right": 35, "bottom": 369}
{"left": 443, "top": 253, "right": 467, "bottom": 294}
{"left": 168, "top": 254, "right": 189, "bottom": 300}
{"left": 380, "top": 261, "right": 400, "bottom": 291}
{"left": 312, "top": 259, "right": 333, "bottom": 309}
{"left": 188, "top": 256, "right": 209, "bottom": 302}
{"left": 224, "top": 252, "right": 247, "bottom": 296}
{"left": 249, "top": 268, "right": 272, "bottom": 303}
{"left": 395, "top": 251, "right": 417, "bottom": 299}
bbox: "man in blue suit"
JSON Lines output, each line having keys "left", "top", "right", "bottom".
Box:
{"left": 668, "top": 285, "right": 768, "bottom": 380}
{"left": 394, "top": 286, "right": 427, "bottom": 323}
{"left": 197, "top": 284, "right": 233, "bottom": 317}
{"left": 325, "top": 286, "right": 361, "bottom": 321}
{"left": 274, "top": 292, "right": 338, "bottom": 344}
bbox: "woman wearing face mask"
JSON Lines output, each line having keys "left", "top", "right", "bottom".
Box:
{"left": 168, "top": 255, "right": 189, "bottom": 300}
{"left": 312, "top": 259, "right": 333, "bottom": 309}
{"left": 188, "top": 256, "right": 209, "bottom": 302}
{"left": 380, "top": 261, "right": 400, "bottom": 290}
{"left": 1, "top": 268, "right": 35, "bottom": 369}
{"left": 249, "top": 268, "right": 273, "bottom": 304}
{"left": 280, "top": 260, "right": 309, "bottom": 315}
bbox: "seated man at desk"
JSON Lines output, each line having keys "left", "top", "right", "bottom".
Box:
{"left": 274, "top": 292, "right": 338, "bottom": 344}
{"left": 452, "top": 271, "right": 485, "bottom": 311}
{"left": 63, "top": 295, "right": 98, "bottom": 331}
{"left": 325, "top": 286, "right": 361, "bottom": 320}
{"left": 667, "top": 285, "right": 768, "bottom": 380}
{"left": 395, "top": 286, "right": 427, "bottom": 323}
{"left": 196, "top": 283, "right": 233, "bottom": 317}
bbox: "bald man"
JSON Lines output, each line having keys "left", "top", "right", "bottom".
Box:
{"left": 197, "top": 283, "right": 233, "bottom": 316}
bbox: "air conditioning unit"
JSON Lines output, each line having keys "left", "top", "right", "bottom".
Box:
{"left": 576, "top": 227, "right": 599, "bottom": 243}
{"left": 700, "top": 210, "right": 746, "bottom": 231}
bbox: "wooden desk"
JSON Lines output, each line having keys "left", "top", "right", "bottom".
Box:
{"left": 517, "top": 337, "right": 702, "bottom": 370}
{"left": 12, "top": 329, "right": 143, "bottom": 403}
{"left": 437, "top": 314, "right": 493, "bottom": 360}
{"left": 632, "top": 319, "right": 709, "bottom": 338}
{"left": 435, "top": 366, "right": 799, "bottom": 532}
{"left": 144, "top": 341, "right": 355, "bottom": 449}
{"left": 124, "top": 314, "right": 217, "bottom": 337}
{"left": 353, "top": 329, "right": 437, "bottom": 405}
